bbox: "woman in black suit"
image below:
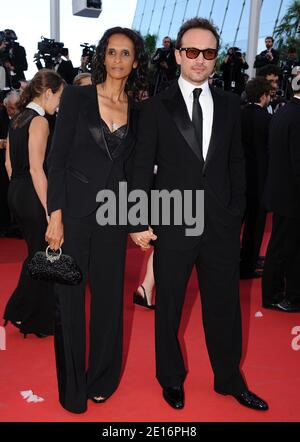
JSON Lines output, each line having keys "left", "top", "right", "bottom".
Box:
{"left": 45, "top": 27, "right": 148, "bottom": 413}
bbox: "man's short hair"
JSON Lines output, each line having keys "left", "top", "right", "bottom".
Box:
{"left": 257, "top": 64, "right": 281, "bottom": 78}
{"left": 245, "top": 77, "right": 271, "bottom": 103}
{"left": 175, "top": 17, "right": 220, "bottom": 51}
{"left": 265, "top": 36, "right": 274, "bottom": 42}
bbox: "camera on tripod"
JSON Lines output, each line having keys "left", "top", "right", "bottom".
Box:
{"left": 80, "top": 43, "right": 95, "bottom": 71}
{"left": 34, "top": 36, "right": 65, "bottom": 70}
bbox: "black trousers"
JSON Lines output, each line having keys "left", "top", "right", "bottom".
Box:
{"left": 240, "top": 197, "right": 267, "bottom": 274}
{"left": 153, "top": 200, "right": 247, "bottom": 395}
{"left": 262, "top": 213, "right": 300, "bottom": 304}
{"left": 4, "top": 177, "right": 54, "bottom": 335}
{"left": 54, "top": 212, "right": 127, "bottom": 413}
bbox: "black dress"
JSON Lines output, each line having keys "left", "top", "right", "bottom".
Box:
{"left": 3, "top": 108, "right": 55, "bottom": 336}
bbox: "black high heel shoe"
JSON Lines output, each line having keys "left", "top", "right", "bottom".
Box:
{"left": 90, "top": 396, "right": 107, "bottom": 404}
{"left": 133, "top": 285, "right": 155, "bottom": 310}
{"left": 89, "top": 392, "right": 112, "bottom": 404}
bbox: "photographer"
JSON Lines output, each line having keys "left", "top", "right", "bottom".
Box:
{"left": 1, "top": 29, "right": 27, "bottom": 87}
{"left": 77, "top": 43, "right": 95, "bottom": 74}
{"left": 151, "top": 36, "right": 177, "bottom": 95}
{"left": 220, "top": 47, "right": 249, "bottom": 95}
{"left": 34, "top": 37, "right": 75, "bottom": 84}
{"left": 254, "top": 36, "right": 279, "bottom": 70}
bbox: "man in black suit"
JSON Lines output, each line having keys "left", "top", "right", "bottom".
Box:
{"left": 130, "top": 18, "right": 268, "bottom": 411}
{"left": 262, "top": 73, "right": 300, "bottom": 312}
{"left": 240, "top": 77, "right": 272, "bottom": 279}
{"left": 254, "top": 36, "right": 279, "bottom": 70}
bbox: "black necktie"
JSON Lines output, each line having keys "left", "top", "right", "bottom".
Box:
{"left": 192, "top": 88, "right": 203, "bottom": 161}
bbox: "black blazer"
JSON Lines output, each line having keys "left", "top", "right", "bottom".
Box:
{"left": 47, "top": 85, "right": 139, "bottom": 217}
{"left": 263, "top": 97, "right": 300, "bottom": 218}
{"left": 129, "top": 81, "right": 246, "bottom": 249}
{"left": 241, "top": 103, "right": 271, "bottom": 198}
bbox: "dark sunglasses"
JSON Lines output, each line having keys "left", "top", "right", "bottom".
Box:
{"left": 179, "top": 47, "right": 218, "bottom": 60}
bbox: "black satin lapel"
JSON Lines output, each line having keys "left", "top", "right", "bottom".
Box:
{"left": 82, "top": 89, "right": 112, "bottom": 160}
{"left": 162, "top": 86, "right": 203, "bottom": 163}
{"left": 110, "top": 97, "right": 136, "bottom": 159}
{"left": 203, "top": 88, "right": 227, "bottom": 171}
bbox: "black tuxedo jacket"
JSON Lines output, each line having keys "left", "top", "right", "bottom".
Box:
{"left": 47, "top": 85, "right": 139, "bottom": 217}
{"left": 263, "top": 97, "right": 300, "bottom": 218}
{"left": 129, "top": 81, "right": 246, "bottom": 249}
{"left": 241, "top": 103, "right": 271, "bottom": 199}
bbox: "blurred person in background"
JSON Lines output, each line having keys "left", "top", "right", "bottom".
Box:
{"left": 254, "top": 36, "right": 279, "bottom": 70}
{"left": 0, "top": 29, "right": 28, "bottom": 88}
{"left": 152, "top": 36, "right": 177, "bottom": 95}
{"left": 73, "top": 72, "right": 92, "bottom": 86}
{"left": 220, "top": 47, "right": 248, "bottom": 95}
{"left": 0, "top": 90, "right": 20, "bottom": 237}
{"left": 262, "top": 71, "right": 300, "bottom": 313}
{"left": 240, "top": 77, "right": 272, "bottom": 279}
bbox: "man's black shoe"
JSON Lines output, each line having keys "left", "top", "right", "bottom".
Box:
{"left": 276, "top": 298, "right": 300, "bottom": 313}
{"left": 262, "top": 302, "right": 281, "bottom": 310}
{"left": 232, "top": 390, "right": 269, "bottom": 411}
{"left": 162, "top": 386, "right": 184, "bottom": 409}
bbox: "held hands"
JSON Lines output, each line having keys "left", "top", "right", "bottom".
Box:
{"left": 45, "top": 210, "right": 64, "bottom": 251}
{"left": 130, "top": 227, "right": 157, "bottom": 251}
{"left": 0, "top": 139, "right": 7, "bottom": 149}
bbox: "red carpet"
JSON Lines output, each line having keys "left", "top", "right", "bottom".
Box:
{"left": 0, "top": 217, "right": 300, "bottom": 422}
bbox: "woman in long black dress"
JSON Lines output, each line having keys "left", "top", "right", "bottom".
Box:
{"left": 3, "top": 69, "right": 65, "bottom": 337}
{"left": 45, "top": 28, "right": 148, "bottom": 413}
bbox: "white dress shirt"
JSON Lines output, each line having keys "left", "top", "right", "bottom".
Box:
{"left": 178, "top": 75, "right": 214, "bottom": 161}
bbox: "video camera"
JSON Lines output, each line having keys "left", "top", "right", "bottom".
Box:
{"left": 34, "top": 36, "right": 65, "bottom": 70}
